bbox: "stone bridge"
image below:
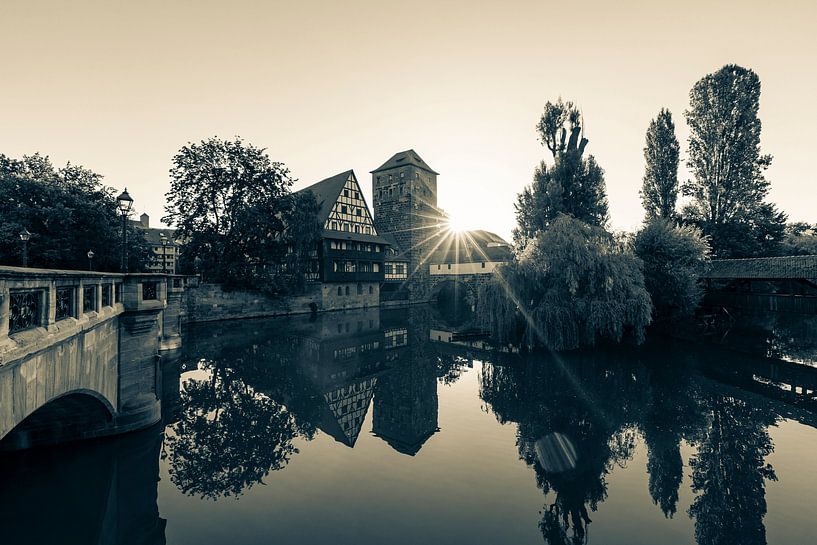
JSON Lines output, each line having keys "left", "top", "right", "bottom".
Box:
{"left": 0, "top": 266, "right": 184, "bottom": 450}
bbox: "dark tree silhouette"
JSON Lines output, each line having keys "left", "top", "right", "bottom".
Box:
{"left": 163, "top": 359, "right": 301, "bottom": 500}
{"left": 687, "top": 392, "right": 778, "bottom": 545}
{"left": 641, "top": 109, "right": 680, "bottom": 220}
{"left": 514, "top": 99, "right": 609, "bottom": 247}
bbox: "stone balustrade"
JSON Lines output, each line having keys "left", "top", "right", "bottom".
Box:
{"left": 0, "top": 266, "right": 186, "bottom": 450}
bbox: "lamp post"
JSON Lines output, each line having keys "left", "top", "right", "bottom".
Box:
{"left": 116, "top": 188, "right": 134, "bottom": 273}
{"left": 160, "top": 233, "right": 168, "bottom": 274}
{"left": 87, "top": 250, "right": 95, "bottom": 271}
{"left": 19, "top": 228, "right": 31, "bottom": 267}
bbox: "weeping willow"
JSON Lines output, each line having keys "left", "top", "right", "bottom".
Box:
{"left": 478, "top": 215, "right": 652, "bottom": 351}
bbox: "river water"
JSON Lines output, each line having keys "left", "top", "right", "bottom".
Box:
{"left": 2, "top": 306, "right": 817, "bottom": 545}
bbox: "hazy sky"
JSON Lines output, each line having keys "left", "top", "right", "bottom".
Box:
{"left": 2, "top": 0, "right": 814, "bottom": 239}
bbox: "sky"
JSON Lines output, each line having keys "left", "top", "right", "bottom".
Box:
{"left": 1, "top": 0, "right": 815, "bottom": 240}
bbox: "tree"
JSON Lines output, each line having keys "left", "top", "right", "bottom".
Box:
{"left": 781, "top": 222, "right": 817, "bottom": 255}
{"left": 480, "top": 215, "right": 652, "bottom": 351}
{"left": 641, "top": 109, "right": 680, "bottom": 220}
{"left": 0, "top": 153, "right": 152, "bottom": 271}
{"left": 682, "top": 64, "right": 786, "bottom": 257}
{"left": 513, "top": 99, "right": 609, "bottom": 247}
{"left": 633, "top": 219, "right": 710, "bottom": 322}
{"left": 164, "top": 137, "right": 319, "bottom": 290}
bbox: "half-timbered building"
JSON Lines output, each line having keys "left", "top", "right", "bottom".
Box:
{"left": 296, "top": 170, "right": 390, "bottom": 309}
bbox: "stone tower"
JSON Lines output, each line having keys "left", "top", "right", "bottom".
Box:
{"left": 371, "top": 150, "right": 442, "bottom": 302}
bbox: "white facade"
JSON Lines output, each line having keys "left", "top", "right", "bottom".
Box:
{"left": 429, "top": 261, "right": 504, "bottom": 276}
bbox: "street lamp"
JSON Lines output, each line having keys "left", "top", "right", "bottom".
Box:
{"left": 116, "top": 188, "right": 134, "bottom": 273}
{"left": 19, "top": 228, "right": 31, "bottom": 267}
{"left": 87, "top": 250, "right": 95, "bottom": 271}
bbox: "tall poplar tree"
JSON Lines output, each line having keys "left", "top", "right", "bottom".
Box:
{"left": 641, "top": 109, "right": 680, "bottom": 220}
{"left": 682, "top": 64, "right": 786, "bottom": 257}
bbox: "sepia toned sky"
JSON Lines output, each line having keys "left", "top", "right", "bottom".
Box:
{"left": 1, "top": 0, "right": 815, "bottom": 239}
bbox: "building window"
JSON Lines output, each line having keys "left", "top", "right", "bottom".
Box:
{"left": 447, "top": 264, "right": 452, "bottom": 270}
{"left": 355, "top": 208, "right": 361, "bottom": 216}
{"left": 115, "top": 283, "right": 123, "bottom": 303}
{"left": 437, "top": 264, "right": 441, "bottom": 270}
{"left": 481, "top": 262, "right": 486, "bottom": 268}
{"left": 344, "top": 189, "right": 349, "bottom": 197}
{"left": 341, "top": 205, "right": 347, "bottom": 214}
{"left": 373, "top": 262, "right": 380, "bottom": 273}
{"left": 357, "top": 283, "right": 362, "bottom": 295}
{"left": 333, "top": 260, "right": 339, "bottom": 272}
{"left": 369, "top": 285, "right": 373, "bottom": 294}
{"left": 345, "top": 286, "right": 350, "bottom": 296}
{"left": 337, "top": 286, "right": 342, "bottom": 296}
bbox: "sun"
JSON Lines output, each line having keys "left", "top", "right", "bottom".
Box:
{"left": 445, "top": 214, "right": 471, "bottom": 234}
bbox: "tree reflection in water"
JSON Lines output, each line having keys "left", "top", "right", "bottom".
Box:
{"left": 162, "top": 358, "right": 302, "bottom": 500}
{"left": 479, "top": 344, "right": 783, "bottom": 545}
{"left": 481, "top": 351, "right": 646, "bottom": 544}
{"left": 687, "top": 392, "right": 777, "bottom": 545}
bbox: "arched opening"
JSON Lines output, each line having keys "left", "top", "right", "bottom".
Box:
{"left": 431, "top": 280, "right": 476, "bottom": 329}
{"left": 0, "top": 391, "right": 114, "bottom": 452}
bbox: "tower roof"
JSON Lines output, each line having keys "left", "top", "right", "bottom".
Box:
{"left": 371, "top": 149, "right": 439, "bottom": 175}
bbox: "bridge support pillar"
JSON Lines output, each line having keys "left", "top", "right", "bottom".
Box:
{"left": 160, "top": 276, "right": 183, "bottom": 352}
{"left": 116, "top": 276, "right": 165, "bottom": 433}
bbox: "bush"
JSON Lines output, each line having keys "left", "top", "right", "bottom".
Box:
{"left": 633, "top": 219, "right": 710, "bottom": 322}
{"left": 479, "top": 215, "right": 652, "bottom": 351}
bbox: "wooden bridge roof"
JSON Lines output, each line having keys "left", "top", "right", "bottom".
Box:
{"left": 703, "top": 255, "right": 817, "bottom": 280}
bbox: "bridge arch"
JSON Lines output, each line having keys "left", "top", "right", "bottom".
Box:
{"left": 430, "top": 279, "right": 478, "bottom": 329}
{"left": 0, "top": 389, "right": 115, "bottom": 450}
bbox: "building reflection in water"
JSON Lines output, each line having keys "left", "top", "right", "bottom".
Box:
{"left": 3, "top": 302, "right": 814, "bottom": 545}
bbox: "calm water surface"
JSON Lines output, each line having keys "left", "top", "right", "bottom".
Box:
{"left": 2, "top": 306, "right": 817, "bottom": 545}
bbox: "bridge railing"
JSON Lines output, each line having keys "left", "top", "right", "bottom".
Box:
{"left": 0, "top": 266, "right": 128, "bottom": 342}
{"left": 0, "top": 267, "right": 181, "bottom": 363}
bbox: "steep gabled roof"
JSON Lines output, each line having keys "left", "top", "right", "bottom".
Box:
{"left": 295, "top": 170, "right": 353, "bottom": 224}
{"left": 371, "top": 149, "right": 439, "bottom": 175}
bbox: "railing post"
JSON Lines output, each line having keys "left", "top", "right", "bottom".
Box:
{"left": 0, "top": 280, "right": 9, "bottom": 341}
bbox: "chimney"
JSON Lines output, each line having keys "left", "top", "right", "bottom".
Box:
{"left": 140, "top": 213, "right": 149, "bottom": 228}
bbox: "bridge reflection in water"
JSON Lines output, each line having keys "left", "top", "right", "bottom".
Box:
{"left": 2, "top": 303, "right": 817, "bottom": 545}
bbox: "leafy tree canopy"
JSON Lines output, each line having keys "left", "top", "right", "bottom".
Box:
{"left": 164, "top": 136, "right": 321, "bottom": 291}
{"left": 634, "top": 219, "right": 710, "bottom": 323}
{"left": 682, "top": 64, "right": 786, "bottom": 257}
{"left": 641, "top": 109, "right": 680, "bottom": 220}
{"left": 514, "top": 99, "right": 609, "bottom": 247}
{"left": 481, "top": 215, "right": 651, "bottom": 351}
{"left": 0, "top": 153, "right": 152, "bottom": 271}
